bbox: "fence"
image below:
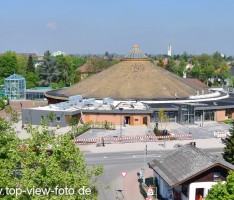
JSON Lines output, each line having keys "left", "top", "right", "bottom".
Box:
{"left": 74, "top": 134, "right": 193, "bottom": 144}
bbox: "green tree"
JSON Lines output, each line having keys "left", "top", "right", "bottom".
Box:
{"left": 157, "top": 59, "right": 164, "bottom": 68}
{"left": 0, "top": 118, "right": 103, "bottom": 199}
{"left": 166, "top": 59, "right": 176, "bottom": 72}
{"left": 223, "top": 125, "right": 234, "bottom": 165}
{"left": 38, "top": 50, "right": 59, "bottom": 86}
{"left": 205, "top": 171, "right": 234, "bottom": 200}
{"left": 26, "top": 54, "right": 35, "bottom": 73}
{"left": 158, "top": 108, "right": 168, "bottom": 130}
{"left": 71, "top": 56, "right": 86, "bottom": 68}
{"left": 16, "top": 55, "right": 28, "bottom": 75}
{"left": 0, "top": 51, "right": 18, "bottom": 83}
{"left": 218, "top": 61, "right": 231, "bottom": 80}
{"left": 56, "top": 55, "right": 75, "bottom": 86}
{"left": 24, "top": 72, "right": 39, "bottom": 89}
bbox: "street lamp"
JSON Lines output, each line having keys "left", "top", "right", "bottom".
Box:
{"left": 119, "top": 107, "right": 123, "bottom": 138}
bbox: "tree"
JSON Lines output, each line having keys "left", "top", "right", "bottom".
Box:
{"left": 0, "top": 51, "right": 18, "bottom": 83}
{"left": 26, "top": 54, "right": 35, "bottom": 73}
{"left": 56, "top": 55, "right": 75, "bottom": 86}
{"left": 166, "top": 59, "right": 176, "bottom": 72}
{"left": 157, "top": 59, "right": 164, "bottom": 68}
{"left": 219, "top": 61, "right": 231, "bottom": 81}
{"left": 205, "top": 171, "right": 234, "bottom": 200}
{"left": 24, "top": 72, "right": 39, "bottom": 89}
{"left": 17, "top": 55, "right": 28, "bottom": 75}
{"left": 158, "top": 108, "right": 168, "bottom": 130}
{"left": 38, "top": 50, "right": 59, "bottom": 86}
{"left": 223, "top": 125, "right": 234, "bottom": 165}
{"left": 0, "top": 118, "right": 103, "bottom": 199}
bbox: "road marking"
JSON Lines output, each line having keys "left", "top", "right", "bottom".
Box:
{"left": 104, "top": 156, "right": 107, "bottom": 159}
{"left": 132, "top": 155, "right": 136, "bottom": 158}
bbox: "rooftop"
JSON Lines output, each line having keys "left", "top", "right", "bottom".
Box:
{"left": 148, "top": 144, "right": 234, "bottom": 187}
{"left": 124, "top": 44, "right": 149, "bottom": 60}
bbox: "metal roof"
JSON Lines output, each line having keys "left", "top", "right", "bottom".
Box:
{"left": 5, "top": 73, "right": 25, "bottom": 80}
{"left": 124, "top": 44, "right": 148, "bottom": 59}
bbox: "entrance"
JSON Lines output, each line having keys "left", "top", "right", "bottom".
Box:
{"left": 124, "top": 116, "right": 130, "bottom": 125}
{"left": 143, "top": 116, "right": 148, "bottom": 125}
{"left": 195, "top": 188, "right": 204, "bottom": 200}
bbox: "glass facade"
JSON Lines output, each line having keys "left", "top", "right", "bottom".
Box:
{"left": 195, "top": 110, "right": 214, "bottom": 121}
{"left": 178, "top": 104, "right": 195, "bottom": 125}
{"left": 4, "top": 74, "right": 26, "bottom": 100}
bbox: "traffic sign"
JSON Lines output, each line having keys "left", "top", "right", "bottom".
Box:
{"left": 147, "top": 186, "right": 154, "bottom": 196}
{"left": 121, "top": 171, "right": 127, "bottom": 177}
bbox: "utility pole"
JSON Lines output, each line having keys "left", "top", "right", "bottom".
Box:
{"left": 142, "top": 144, "right": 147, "bottom": 183}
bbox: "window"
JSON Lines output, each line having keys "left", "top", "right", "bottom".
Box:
{"left": 56, "top": 117, "right": 61, "bottom": 122}
{"left": 135, "top": 119, "right": 139, "bottom": 121}
{"left": 214, "top": 172, "right": 221, "bottom": 181}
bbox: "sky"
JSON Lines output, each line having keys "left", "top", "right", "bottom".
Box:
{"left": 0, "top": 0, "right": 234, "bottom": 56}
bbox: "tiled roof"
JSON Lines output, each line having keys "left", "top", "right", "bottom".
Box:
{"left": 148, "top": 144, "right": 234, "bottom": 187}
{"left": 77, "top": 62, "right": 94, "bottom": 73}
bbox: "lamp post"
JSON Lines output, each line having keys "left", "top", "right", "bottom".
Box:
{"left": 119, "top": 107, "right": 123, "bottom": 138}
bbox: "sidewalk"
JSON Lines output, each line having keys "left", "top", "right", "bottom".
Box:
{"left": 78, "top": 138, "right": 225, "bottom": 153}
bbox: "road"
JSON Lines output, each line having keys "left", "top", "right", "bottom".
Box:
{"left": 84, "top": 148, "right": 224, "bottom": 200}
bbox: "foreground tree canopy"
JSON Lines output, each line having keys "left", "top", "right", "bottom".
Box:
{"left": 0, "top": 118, "right": 103, "bottom": 199}
{"left": 223, "top": 125, "right": 234, "bottom": 165}
{"left": 205, "top": 171, "right": 234, "bottom": 200}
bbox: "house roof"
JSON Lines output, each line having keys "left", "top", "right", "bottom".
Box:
{"left": 77, "top": 62, "right": 94, "bottom": 73}
{"left": 148, "top": 144, "right": 234, "bottom": 187}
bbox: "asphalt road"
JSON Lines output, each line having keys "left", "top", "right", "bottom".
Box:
{"left": 84, "top": 148, "right": 224, "bottom": 200}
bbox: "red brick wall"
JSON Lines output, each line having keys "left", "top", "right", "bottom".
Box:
{"left": 215, "top": 110, "right": 226, "bottom": 121}
{"left": 84, "top": 113, "right": 150, "bottom": 125}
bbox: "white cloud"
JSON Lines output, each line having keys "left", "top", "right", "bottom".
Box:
{"left": 46, "top": 22, "right": 57, "bottom": 30}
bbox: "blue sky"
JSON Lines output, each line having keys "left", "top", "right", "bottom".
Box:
{"left": 0, "top": 0, "right": 234, "bottom": 56}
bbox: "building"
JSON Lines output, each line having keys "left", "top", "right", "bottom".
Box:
{"left": 51, "top": 51, "right": 65, "bottom": 57}
{"left": 4, "top": 74, "right": 26, "bottom": 100}
{"left": 22, "top": 97, "right": 150, "bottom": 127}
{"left": 30, "top": 45, "right": 234, "bottom": 126}
{"left": 77, "top": 61, "right": 96, "bottom": 81}
{"left": 148, "top": 144, "right": 234, "bottom": 200}
{"left": 168, "top": 45, "right": 172, "bottom": 57}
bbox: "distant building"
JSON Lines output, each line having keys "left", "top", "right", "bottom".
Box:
{"left": 77, "top": 61, "right": 96, "bottom": 81}
{"left": 168, "top": 44, "right": 172, "bottom": 57}
{"left": 52, "top": 51, "right": 66, "bottom": 57}
{"left": 148, "top": 144, "right": 234, "bottom": 200}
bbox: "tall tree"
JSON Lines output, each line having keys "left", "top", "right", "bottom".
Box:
{"left": 56, "top": 55, "right": 75, "bottom": 86}
{"left": 0, "top": 118, "right": 103, "bottom": 199}
{"left": 38, "top": 50, "right": 59, "bottom": 86}
{"left": 16, "top": 55, "right": 28, "bottom": 75}
{"left": 0, "top": 51, "right": 18, "bottom": 83}
{"left": 223, "top": 125, "right": 234, "bottom": 165}
{"left": 26, "top": 54, "right": 35, "bottom": 73}
{"left": 205, "top": 171, "right": 234, "bottom": 200}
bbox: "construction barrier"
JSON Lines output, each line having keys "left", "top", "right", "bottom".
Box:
{"left": 214, "top": 131, "right": 230, "bottom": 138}
{"left": 74, "top": 134, "right": 193, "bottom": 144}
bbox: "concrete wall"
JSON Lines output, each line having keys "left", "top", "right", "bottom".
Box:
{"left": 22, "top": 109, "right": 69, "bottom": 127}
